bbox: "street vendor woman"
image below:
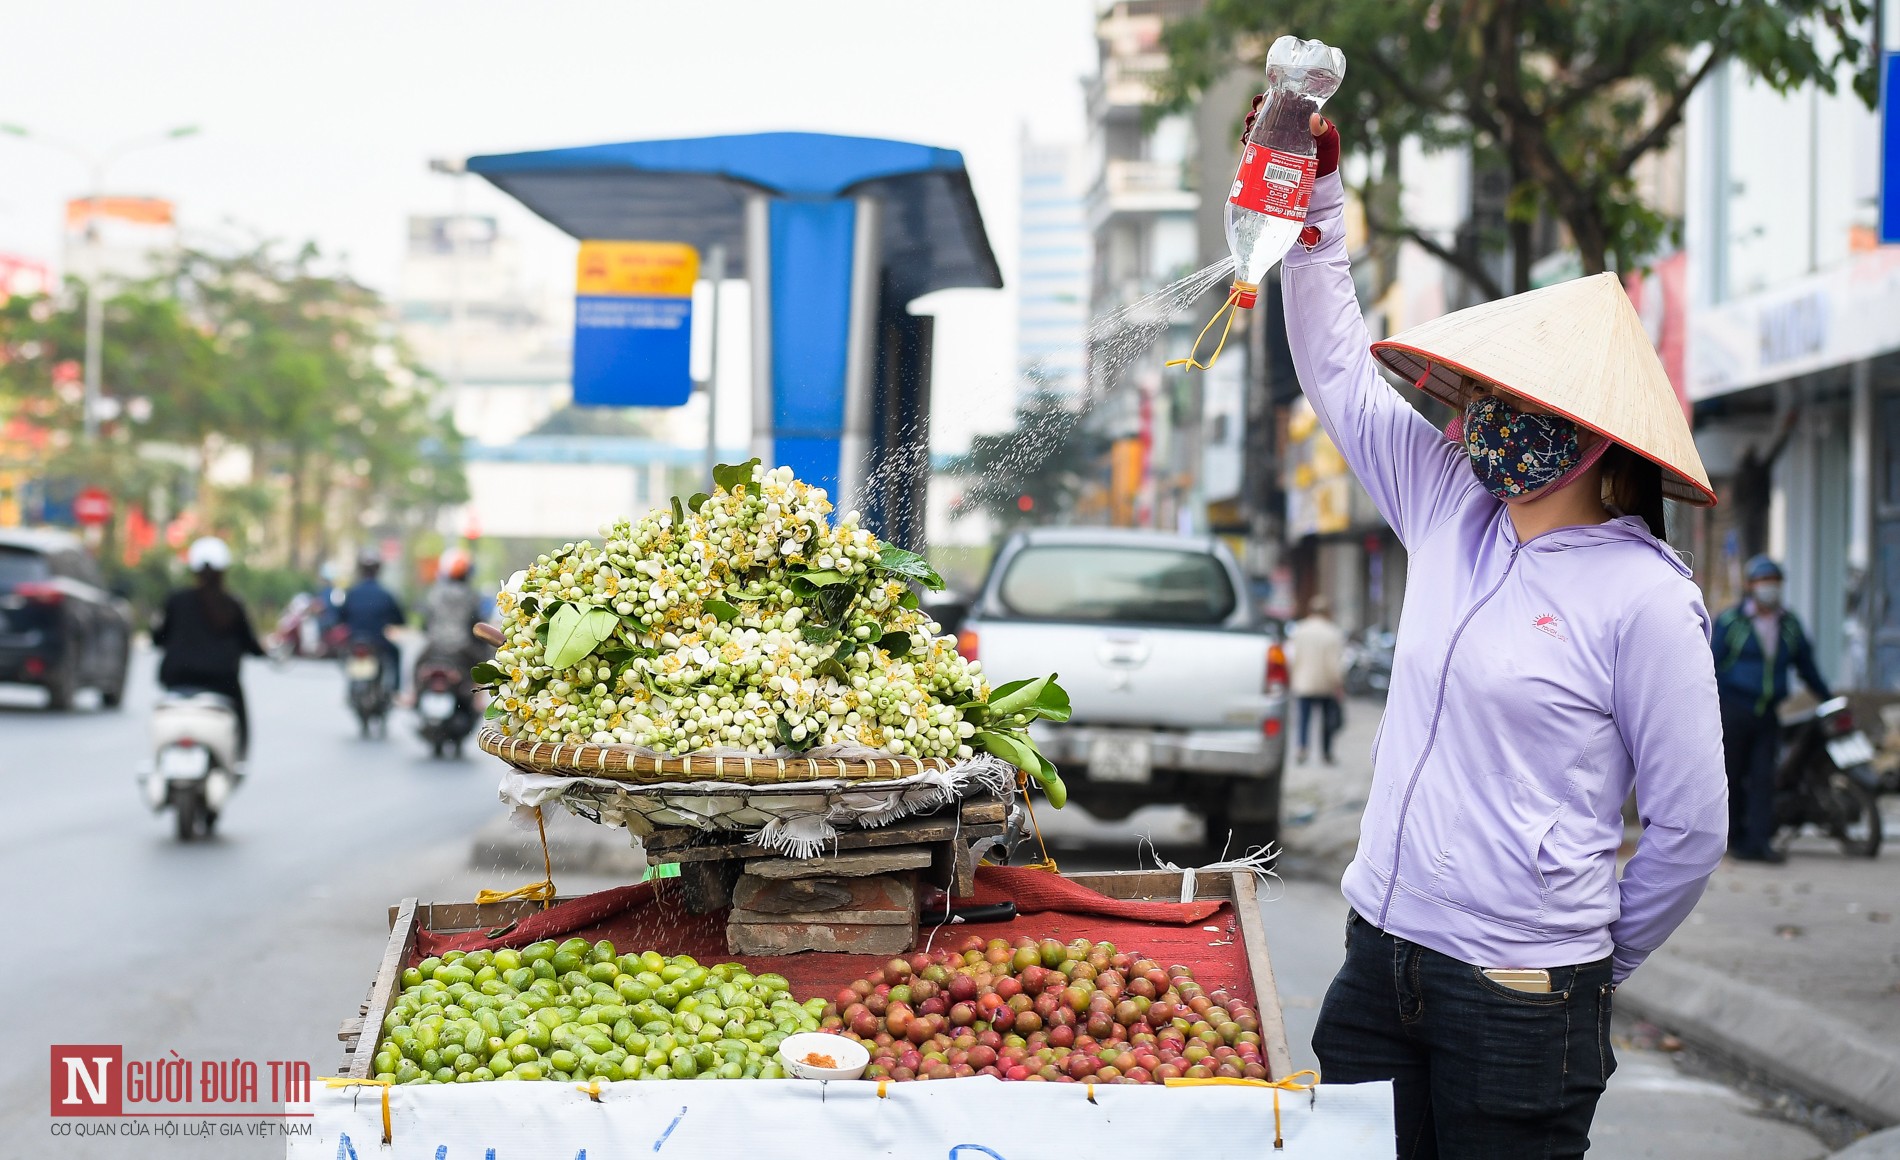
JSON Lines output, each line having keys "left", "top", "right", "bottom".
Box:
{"left": 1279, "top": 113, "right": 1728, "bottom": 1159}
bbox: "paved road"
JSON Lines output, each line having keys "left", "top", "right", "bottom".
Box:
{"left": 1, "top": 646, "right": 504, "bottom": 1158}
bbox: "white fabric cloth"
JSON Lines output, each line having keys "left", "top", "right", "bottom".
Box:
{"left": 1287, "top": 614, "right": 1346, "bottom": 696}
{"left": 495, "top": 755, "right": 1018, "bottom": 858}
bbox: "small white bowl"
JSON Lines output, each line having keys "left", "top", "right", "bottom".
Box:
{"left": 779, "top": 1032, "right": 869, "bottom": 1081}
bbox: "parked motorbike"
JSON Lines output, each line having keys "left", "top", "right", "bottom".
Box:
{"left": 139, "top": 690, "right": 242, "bottom": 841}
{"left": 267, "top": 592, "right": 330, "bottom": 662}
{"left": 414, "top": 658, "right": 476, "bottom": 758}
{"left": 1777, "top": 696, "right": 1883, "bottom": 858}
{"left": 344, "top": 638, "right": 392, "bottom": 738}
{"left": 1343, "top": 629, "right": 1395, "bottom": 697}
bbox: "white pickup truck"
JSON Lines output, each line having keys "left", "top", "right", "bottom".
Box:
{"left": 954, "top": 528, "right": 1288, "bottom": 851}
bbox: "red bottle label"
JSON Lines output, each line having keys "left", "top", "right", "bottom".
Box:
{"left": 1228, "top": 145, "right": 1318, "bottom": 220}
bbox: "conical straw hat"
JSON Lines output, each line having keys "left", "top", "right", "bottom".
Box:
{"left": 1370, "top": 272, "right": 1714, "bottom": 506}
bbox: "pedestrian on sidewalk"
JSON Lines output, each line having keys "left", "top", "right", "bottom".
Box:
{"left": 1276, "top": 107, "right": 1727, "bottom": 1160}
{"left": 1288, "top": 594, "right": 1346, "bottom": 764}
{"left": 1712, "top": 555, "right": 1831, "bottom": 864}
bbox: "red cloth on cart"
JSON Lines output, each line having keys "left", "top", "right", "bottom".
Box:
{"left": 411, "top": 867, "right": 1257, "bottom": 1006}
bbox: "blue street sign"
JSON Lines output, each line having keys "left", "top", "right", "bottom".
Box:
{"left": 572, "top": 241, "right": 697, "bottom": 407}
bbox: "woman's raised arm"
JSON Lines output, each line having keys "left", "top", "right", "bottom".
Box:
{"left": 1278, "top": 124, "right": 1480, "bottom": 549}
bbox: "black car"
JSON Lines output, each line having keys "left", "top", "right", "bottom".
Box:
{"left": 0, "top": 528, "right": 132, "bottom": 709}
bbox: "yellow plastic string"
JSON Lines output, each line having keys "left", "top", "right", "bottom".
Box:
{"left": 320, "top": 1076, "right": 391, "bottom": 1144}
{"left": 475, "top": 805, "right": 557, "bottom": 908}
{"left": 876, "top": 1079, "right": 889, "bottom": 1099}
{"left": 1165, "top": 1070, "right": 1319, "bottom": 1149}
{"left": 577, "top": 1080, "right": 602, "bottom": 1101}
{"left": 1015, "top": 769, "right": 1060, "bottom": 873}
{"left": 1165, "top": 284, "right": 1249, "bottom": 372}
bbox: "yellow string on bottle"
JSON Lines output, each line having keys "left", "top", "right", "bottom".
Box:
{"left": 1165, "top": 283, "right": 1251, "bottom": 372}
{"left": 1164, "top": 1070, "right": 1319, "bottom": 1149}
{"left": 319, "top": 1076, "right": 392, "bottom": 1144}
{"left": 475, "top": 804, "right": 557, "bottom": 908}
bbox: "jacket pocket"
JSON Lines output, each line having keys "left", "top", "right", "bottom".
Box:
{"left": 1428, "top": 769, "right": 1563, "bottom": 931}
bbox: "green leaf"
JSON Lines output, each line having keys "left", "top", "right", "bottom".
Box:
{"left": 1040, "top": 770, "right": 1068, "bottom": 809}
{"left": 816, "top": 656, "right": 849, "bottom": 682}
{"left": 669, "top": 495, "right": 685, "bottom": 527}
{"left": 469, "top": 661, "right": 506, "bottom": 687}
{"left": 484, "top": 700, "right": 506, "bottom": 722}
{"left": 775, "top": 715, "right": 809, "bottom": 753}
{"left": 877, "top": 630, "right": 912, "bottom": 658}
{"left": 1032, "top": 677, "right": 1071, "bottom": 723}
{"left": 799, "top": 624, "right": 842, "bottom": 645}
{"left": 874, "top": 545, "right": 945, "bottom": 591}
{"left": 973, "top": 728, "right": 1037, "bottom": 772}
{"left": 688, "top": 492, "right": 710, "bottom": 513}
{"left": 545, "top": 602, "right": 620, "bottom": 670}
{"left": 728, "top": 585, "right": 768, "bottom": 601}
{"left": 985, "top": 675, "right": 1050, "bottom": 719}
{"left": 898, "top": 590, "right": 920, "bottom": 610}
{"left": 713, "top": 458, "right": 762, "bottom": 495}
{"left": 703, "top": 599, "right": 741, "bottom": 623}
{"left": 794, "top": 569, "right": 851, "bottom": 587}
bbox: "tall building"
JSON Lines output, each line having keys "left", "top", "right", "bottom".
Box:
{"left": 1082, "top": 0, "right": 1207, "bottom": 532}
{"left": 1681, "top": 53, "right": 1897, "bottom": 690}
{"left": 1015, "top": 135, "right": 1090, "bottom": 398}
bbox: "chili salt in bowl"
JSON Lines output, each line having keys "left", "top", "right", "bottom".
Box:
{"left": 779, "top": 1032, "right": 869, "bottom": 1080}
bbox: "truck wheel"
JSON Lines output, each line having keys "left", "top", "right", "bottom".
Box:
{"left": 1206, "top": 779, "right": 1282, "bottom": 855}
{"left": 44, "top": 655, "right": 77, "bottom": 712}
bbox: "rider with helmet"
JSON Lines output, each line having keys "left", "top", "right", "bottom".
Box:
{"left": 151, "top": 537, "right": 265, "bottom": 757}
{"left": 418, "top": 547, "right": 487, "bottom": 683}
{"left": 337, "top": 549, "right": 406, "bottom": 694}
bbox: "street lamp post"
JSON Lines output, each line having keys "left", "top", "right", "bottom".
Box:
{"left": 0, "top": 122, "right": 199, "bottom": 442}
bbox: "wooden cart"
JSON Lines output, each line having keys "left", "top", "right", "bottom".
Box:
{"left": 336, "top": 868, "right": 1294, "bottom": 1084}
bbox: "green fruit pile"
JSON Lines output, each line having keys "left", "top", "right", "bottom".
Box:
{"left": 371, "top": 939, "right": 825, "bottom": 1084}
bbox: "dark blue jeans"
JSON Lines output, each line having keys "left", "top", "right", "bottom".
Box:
{"left": 1313, "top": 911, "right": 1617, "bottom": 1159}
{"left": 1297, "top": 695, "right": 1340, "bottom": 759}
{"left": 1719, "top": 698, "right": 1780, "bottom": 856}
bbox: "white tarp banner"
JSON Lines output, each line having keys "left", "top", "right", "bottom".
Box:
{"left": 288, "top": 1076, "right": 1395, "bottom": 1159}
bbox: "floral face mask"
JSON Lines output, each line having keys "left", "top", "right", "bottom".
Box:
{"left": 1452, "top": 393, "right": 1607, "bottom": 502}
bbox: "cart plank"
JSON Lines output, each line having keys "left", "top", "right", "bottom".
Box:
{"left": 1231, "top": 871, "right": 1296, "bottom": 1081}
{"left": 347, "top": 898, "right": 419, "bottom": 1079}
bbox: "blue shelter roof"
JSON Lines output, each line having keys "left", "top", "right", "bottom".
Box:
{"left": 467, "top": 131, "right": 1003, "bottom": 306}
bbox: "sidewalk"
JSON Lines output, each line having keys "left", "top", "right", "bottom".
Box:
{"left": 1278, "top": 693, "right": 1900, "bottom": 1128}
{"left": 1616, "top": 818, "right": 1900, "bottom": 1126}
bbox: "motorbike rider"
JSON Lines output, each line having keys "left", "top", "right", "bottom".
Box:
{"left": 1712, "top": 555, "right": 1832, "bottom": 864}
{"left": 417, "top": 547, "right": 488, "bottom": 687}
{"left": 151, "top": 537, "right": 265, "bottom": 758}
{"left": 338, "top": 549, "right": 406, "bottom": 694}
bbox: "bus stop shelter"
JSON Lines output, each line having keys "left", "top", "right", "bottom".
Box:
{"left": 466, "top": 131, "right": 1003, "bottom": 544}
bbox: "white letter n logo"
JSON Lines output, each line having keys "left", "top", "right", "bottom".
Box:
{"left": 63, "top": 1057, "right": 111, "bottom": 1105}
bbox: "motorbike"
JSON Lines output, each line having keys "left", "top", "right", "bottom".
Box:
{"left": 1343, "top": 629, "right": 1395, "bottom": 697}
{"left": 266, "top": 592, "right": 331, "bottom": 662}
{"left": 139, "top": 690, "right": 242, "bottom": 841}
{"left": 344, "top": 637, "right": 392, "bottom": 738}
{"left": 1776, "top": 696, "right": 1884, "bottom": 858}
{"left": 414, "top": 657, "right": 476, "bottom": 758}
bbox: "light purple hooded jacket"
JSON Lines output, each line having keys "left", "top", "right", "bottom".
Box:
{"left": 1282, "top": 171, "right": 1729, "bottom": 983}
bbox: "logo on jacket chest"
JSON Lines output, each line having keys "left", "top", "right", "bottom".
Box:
{"left": 1531, "top": 613, "right": 1568, "bottom": 643}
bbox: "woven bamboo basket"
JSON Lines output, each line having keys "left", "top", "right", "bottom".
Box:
{"left": 477, "top": 726, "right": 956, "bottom": 784}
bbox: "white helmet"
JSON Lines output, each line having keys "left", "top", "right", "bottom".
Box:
{"left": 186, "top": 536, "right": 233, "bottom": 573}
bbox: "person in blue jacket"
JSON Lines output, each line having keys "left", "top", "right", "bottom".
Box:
{"left": 1712, "top": 555, "right": 1831, "bottom": 863}
{"left": 338, "top": 550, "right": 407, "bottom": 694}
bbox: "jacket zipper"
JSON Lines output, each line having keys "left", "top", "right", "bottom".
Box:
{"left": 1375, "top": 542, "right": 1521, "bottom": 929}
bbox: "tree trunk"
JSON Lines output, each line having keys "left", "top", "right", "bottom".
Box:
{"left": 286, "top": 445, "right": 307, "bottom": 575}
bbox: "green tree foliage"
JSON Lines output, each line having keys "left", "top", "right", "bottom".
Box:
{"left": 945, "top": 391, "right": 1108, "bottom": 534}
{"left": 0, "top": 243, "right": 464, "bottom": 584}
{"left": 1156, "top": 0, "right": 1876, "bottom": 291}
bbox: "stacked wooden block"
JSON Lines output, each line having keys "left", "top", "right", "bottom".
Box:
{"left": 726, "top": 847, "right": 928, "bottom": 956}
{"left": 641, "top": 794, "right": 1008, "bottom": 955}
